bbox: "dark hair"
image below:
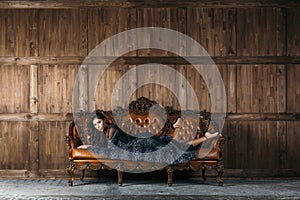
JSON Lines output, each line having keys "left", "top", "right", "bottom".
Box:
{"left": 87, "top": 110, "right": 109, "bottom": 146}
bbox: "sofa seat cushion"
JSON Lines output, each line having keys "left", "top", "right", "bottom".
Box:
{"left": 195, "top": 138, "right": 220, "bottom": 159}
{"left": 71, "top": 149, "right": 105, "bottom": 159}
{"left": 196, "top": 147, "right": 219, "bottom": 159}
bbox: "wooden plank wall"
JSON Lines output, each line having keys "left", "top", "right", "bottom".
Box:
{"left": 0, "top": 2, "right": 299, "bottom": 178}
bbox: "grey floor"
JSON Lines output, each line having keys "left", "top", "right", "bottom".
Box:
{"left": 0, "top": 178, "right": 299, "bottom": 200}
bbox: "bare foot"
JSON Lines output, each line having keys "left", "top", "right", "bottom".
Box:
{"left": 77, "top": 145, "right": 91, "bottom": 149}
{"left": 205, "top": 131, "right": 219, "bottom": 139}
{"left": 173, "top": 118, "right": 183, "bottom": 128}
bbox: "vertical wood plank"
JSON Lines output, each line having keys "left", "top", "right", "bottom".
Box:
{"left": 136, "top": 8, "right": 187, "bottom": 107}
{"left": 237, "top": 8, "right": 286, "bottom": 56}
{"left": 286, "top": 121, "right": 300, "bottom": 169}
{"left": 187, "top": 8, "right": 236, "bottom": 56}
{"left": 28, "top": 121, "right": 39, "bottom": 175}
{"left": 218, "top": 64, "right": 237, "bottom": 113}
{"left": 0, "top": 9, "right": 38, "bottom": 56}
{"left": 186, "top": 65, "right": 211, "bottom": 111}
{"left": 0, "top": 65, "right": 30, "bottom": 113}
{"left": 79, "top": 9, "right": 88, "bottom": 57}
{"left": 287, "top": 64, "right": 300, "bottom": 112}
{"left": 0, "top": 122, "right": 36, "bottom": 170}
{"left": 38, "top": 65, "right": 79, "bottom": 113}
{"left": 38, "top": 122, "right": 69, "bottom": 169}
{"left": 237, "top": 64, "right": 286, "bottom": 113}
{"left": 225, "top": 121, "right": 287, "bottom": 169}
{"left": 30, "top": 65, "right": 38, "bottom": 114}
{"left": 137, "top": 7, "right": 186, "bottom": 56}
{"left": 88, "top": 7, "right": 136, "bottom": 55}
{"left": 287, "top": 8, "right": 300, "bottom": 56}
{"left": 39, "top": 9, "right": 85, "bottom": 56}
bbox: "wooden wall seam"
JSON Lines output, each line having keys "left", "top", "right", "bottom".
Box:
{"left": 0, "top": 1, "right": 299, "bottom": 9}
{"left": 1, "top": 56, "right": 300, "bottom": 65}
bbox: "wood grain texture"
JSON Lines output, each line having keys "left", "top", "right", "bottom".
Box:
{"left": 38, "top": 121, "right": 69, "bottom": 169}
{"left": 237, "top": 64, "right": 286, "bottom": 113}
{"left": 287, "top": 8, "right": 300, "bottom": 56}
{"left": 0, "top": 6, "right": 299, "bottom": 177}
{"left": 0, "top": 122, "right": 37, "bottom": 170}
{"left": 0, "top": 9, "right": 38, "bottom": 56}
{"left": 187, "top": 8, "right": 236, "bottom": 56}
{"left": 224, "top": 121, "right": 289, "bottom": 169}
{"left": 137, "top": 7, "right": 186, "bottom": 56}
{"left": 0, "top": 0, "right": 299, "bottom": 9}
{"left": 286, "top": 121, "right": 300, "bottom": 169}
{"left": 38, "top": 9, "right": 86, "bottom": 56}
{"left": 88, "top": 7, "right": 136, "bottom": 55}
{"left": 237, "top": 8, "right": 286, "bottom": 56}
{"left": 38, "top": 65, "right": 79, "bottom": 113}
{"left": 0, "top": 65, "right": 30, "bottom": 113}
{"left": 287, "top": 64, "right": 300, "bottom": 112}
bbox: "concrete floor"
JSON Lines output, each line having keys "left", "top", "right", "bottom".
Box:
{"left": 0, "top": 178, "right": 299, "bottom": 199}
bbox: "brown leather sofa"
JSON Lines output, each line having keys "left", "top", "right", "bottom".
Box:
{"left": 65, "top": 97, "right": 224, "bottom": 186}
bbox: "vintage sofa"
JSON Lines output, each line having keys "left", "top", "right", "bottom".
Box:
{"left": 65, "top": 97, "right": 224, "bottom": 186}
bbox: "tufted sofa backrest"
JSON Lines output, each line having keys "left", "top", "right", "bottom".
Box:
{"left": 71, "top": 97, "right": 211, "bottom": 145}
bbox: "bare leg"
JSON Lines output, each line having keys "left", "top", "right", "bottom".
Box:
{"left": 188, "top": 132, "right": 220, "bottom": 146}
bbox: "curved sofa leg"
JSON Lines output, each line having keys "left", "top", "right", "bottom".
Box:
{"left": 216, "top": 161, "right": 224, "bottom": 186}
{"left": 202, "top": 166, "right": 207, "bottom": 181}
{"left": 117, "top": 170, "right": 123, "bottom": 186}
{"left": 167, "top": 166, "right": 173, "bottom": 187}
{"left": 67, "top": 162, "right": 76, "bottom": 186}
{"left": 80, "top": 169, "right": 85, "bottom": 181}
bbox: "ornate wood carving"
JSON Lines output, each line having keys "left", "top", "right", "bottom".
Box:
{"left": 66, "top": 97, "right": 223, "bottom": 186}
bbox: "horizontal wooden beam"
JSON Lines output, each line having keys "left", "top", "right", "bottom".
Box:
{"left": 0, "top": 113, "right": 73, "bottom": 122}
{"left": 1, "top": 56, "right": 300, "bottom": 65}
{"left": 0, "top": 113, "right": 299, "bottom": 122}
{"left": 0, "top": 0, "right": 299, "bottom": 9}
{"left": 226, "top": 113, "right": 300, "bottom": 121}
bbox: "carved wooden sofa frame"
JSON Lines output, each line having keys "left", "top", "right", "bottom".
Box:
{"left": 65, "top": 97, "right": 224, "bottom": 186}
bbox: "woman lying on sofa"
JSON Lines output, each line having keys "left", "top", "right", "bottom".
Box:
{"left": 78, "top": 111, "right": 219, "bottom": 164}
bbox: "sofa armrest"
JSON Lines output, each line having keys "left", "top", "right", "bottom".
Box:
{"left": 65, "top": 121, "right": 83, "bottom": 150}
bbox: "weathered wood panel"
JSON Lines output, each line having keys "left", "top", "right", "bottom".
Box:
{"left": 88, "top": 8, "right": 136, "bottom": 55}
{"left": 287, "top": 8, "right": 300, "bottom": 56}
{"left": 237, "top": 8, "right": 286, "bottom": 56}
{"left": 187, "top": 8, "right": 236, "bottom": 56}
{"left": 287, "top": 65, "right": 300, "bottom": 112}
{"left": 39, "top": 9, "right": 87, "bottom": 56}
{"left": 237, "top": 64, "right": 286, "bottom": 113}
{"left": 0, "top": 0, "right": 299, "bottom": 9}
{"left": 38, "top": 65, "right": 79, "bottom": 113}
{"left": 185, "top": 64, "right": 236, "bottom": 112}
{"left": 94, "top": 65, "right": 133, "bottom": 110}
{"left": 0, "top": 122, "right": 38, "bottom": 170}
{"left": 219, "top": 64, "right": 236, "bottom": 113}
{"left": 186, "top": 65, "right": 211, "bottom": 111}
{"left": 0, "top": 65, "right": 30, "bottom": 113}
{"left": 38, "top": 121, "right": 69, "bottom": 169}
{"left": 286, "top": 121, "right": 300, "bottom": 169}
{"left": 0, "top": 9, "right": 38, "bottom": 56}
{"left": 135, "top": 8, "right": 186, "bottom": 108}
{"left": 224, "top": 121, "right": 288, "bottom": 169}
{"left": 0, "top": 5, "right": 299, "bottom": 178}
{"left": 137, "top": 8, "right": 186, "bottom": 56}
